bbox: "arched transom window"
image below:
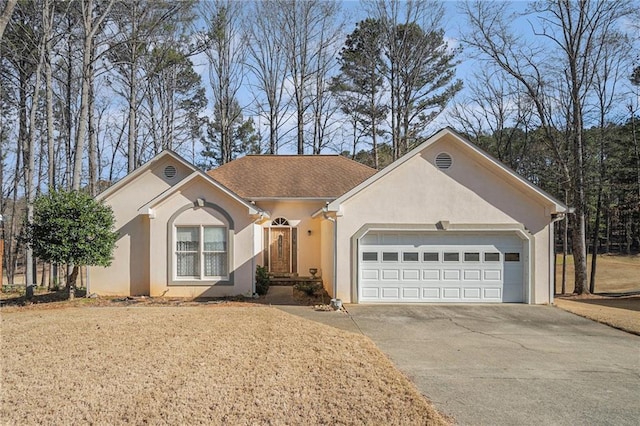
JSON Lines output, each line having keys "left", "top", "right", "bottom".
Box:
{"left": 271, "top": 217, "right": 290, "bottom": 226}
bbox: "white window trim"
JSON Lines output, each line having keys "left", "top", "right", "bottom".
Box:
{"left": 174, "top": 225, "right": 229, "bottom": 281}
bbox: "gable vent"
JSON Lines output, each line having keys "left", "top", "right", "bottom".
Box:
{"left": 435, "top": 153, "right": 453, "bottom": 170}
{"left": 163, "top": 165, "right": 177, "bottom": 179}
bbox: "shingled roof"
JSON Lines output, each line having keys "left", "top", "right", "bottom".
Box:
{"left": 207, "top": 155, "right": 378, "bottom": 199}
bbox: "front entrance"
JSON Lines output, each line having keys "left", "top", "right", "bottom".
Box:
{"left": 264, "top": 218, "right": 298, "bottom": 275}
{"left": 269, "top": 228, "right": 291, "bottom": 273}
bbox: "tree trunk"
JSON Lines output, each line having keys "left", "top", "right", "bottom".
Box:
{"left": 0, "top": 0, "right": 17, "bottom": 41}
{"left": 44, "top": 0, "right": 55, "bottom": 190}
{"left": 88, "top": 42, "right": 98, "bottom": 195}
{"left": 25, "top": 28, "right": 45, "bottom": 298}
{"left": 127, "top": 35, "right": 137, "bottom": 172}
{"left": 73, "top": 32, "right": 93, "bottom": 190}
{"left": 370, "top": 87, "right": 379, "bottom": 169}
{"left": 561, "top": 192, "right": 568, "bottom": 295}
{"left": 67, "top": 265, "right": 78, "bottom": 300}
{"left": 65, "top": 14, "right": 73, "bottom": 188}
{"left": 589, "top": 187, "right": 602, "bottom": 294}
{"left": 73, "top": 0, "right": 114, "bottom": 189}
{"left": 296, "top": 90, "right": 304, "bottom": 154}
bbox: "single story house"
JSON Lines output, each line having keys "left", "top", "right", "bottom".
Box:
{"left": 89, "top": 128, "right": 569, "bottom": 304}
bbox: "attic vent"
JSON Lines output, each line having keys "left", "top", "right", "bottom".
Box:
{"left": 164, "top": 165, "right": 177, "bottom": 179}
{"left": 435, "top": 152, "right": 453, "bottom": 170}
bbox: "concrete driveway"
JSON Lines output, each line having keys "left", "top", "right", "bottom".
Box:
{"left": 279, "top": 302, "right": 640, "bottom": 425}
{"left": 341, "top": 305, "right": 640, "bottom": 426}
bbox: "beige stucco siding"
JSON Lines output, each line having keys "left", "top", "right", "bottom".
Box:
{"left": 89, "top": 157, "right": 192, "bottom": 295}
{"left": 89, "top": 157, "right": 256, "bottom": 298}
{"left": 320, "top": 219, "right": 335, "bottom": 297}
{"left": 147, "top": 177, "right": 255, "bottom": 298}
{"left": 333, "top": 141, "right": 557, "bottom": 304}
{"left": 254, "top": 200, "right": 325, "bottom": 277}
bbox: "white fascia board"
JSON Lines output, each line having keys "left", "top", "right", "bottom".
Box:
{"left": 248, "top": 197, "right": 335, "bottom": 202}
{"left": 137, "top": 171, "right": 260, "bottom": 216}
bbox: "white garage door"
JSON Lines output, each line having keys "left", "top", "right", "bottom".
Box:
{"left": 358, "top": 232, "right": 525, "bottom": 303}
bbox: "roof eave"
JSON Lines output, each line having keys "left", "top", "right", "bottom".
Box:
{"left": 248, "top": 196, "right": 337, "bottom": 202}
{"left": 137, "top": 171, "right": 261, "bottom": 216}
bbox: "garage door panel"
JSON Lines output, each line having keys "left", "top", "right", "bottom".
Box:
{"left": 443, "top": 270, "right": 461, "bottom": 280}
{"left": 442, "top": 288, "right": 461, "bottom": 299}
{"left": 381, "top": 287, "right": 399, "bottom": 299}
{"left": 423, "top": 270, "right": 440, "bottom": 280}
{"left": 402, "top": 269, "right": 420, "bottom": 280}
{"left": 422, "top": 288, "right": 440, "bottom": 299}
{"left": 359, "top": 232, "right": 525, "bottom": 303}
{"left": 463, "top": 270, "right": 481, "bottom": 280}
{"left": 463, "top": 288, "right": 481, "bottom": 299}
{"left": 361, "top": 269, "right": 379, "bottom": 280}
{"left": 402, "top": 288, "right": 420, "bottom": 299}
{"left": 484, "top": 270, "right": 502, "bottom": 280}
{"left": 382, "top": 269, "right": 399, "bottom": 280}
{"left": 484, "top": 288, "right": 501, "bottom": 299}
{"left": 362, "top": 287, "right": 379, "bottom": 298}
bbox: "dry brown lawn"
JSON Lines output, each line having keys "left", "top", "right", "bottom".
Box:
{"left": 553, "top": 254, "right": 640, "bottom": 335}
{"left": 554, "top": 296, "right": 640, "bottom": 335}
{"left": 555, "top": 254, "right": 640, "bottom": 294}
{"left": 1, "top": 305, "right": 449, "bottom": 425}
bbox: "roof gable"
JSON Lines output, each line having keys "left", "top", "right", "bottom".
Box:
{"left": 137, "top": 171, "right": 261, "bottom": 216}
{"left": 327, "top": 128, "right": 569, "bottom": 214}
{"left": 96, "top": 150, "right": 260, "bottom": 215}
{"left": 96, "top": 150, "right": 194, "bottom": 201}
{"left": 207, "top": 155, "right": 377, "bottom": 199}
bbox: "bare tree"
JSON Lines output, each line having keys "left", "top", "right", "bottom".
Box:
{"left": 368, "top": 0, "right": 462, "bottom": 159}
{"left": 589, "top": 30, "right": 630, "bottom": 292}
{"left": 448, "top": 69, "right": 535, "bottom": 171}
{"left": 462, "top": 0, "right": 632, "bottom": 294}
{"left": 72, "top": 0, "right": 114, "bottom": 190}
{"left": 277, "top": 0, "right": 342, "bottom": 154}
{"left": 246, "top": 1, "right": 290, "bottom": 154}
{"left": 200, "top": 0, "right": 247, "bottom": 164}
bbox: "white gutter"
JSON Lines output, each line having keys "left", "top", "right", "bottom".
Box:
{"left": 250, "top": 212, "right": 270, "bottom": 296}
{"left": 322, "top": 207, "right": 338, "bottom": 299}
{"left": 549, "top": 213, "right": 567, "bottom": 305}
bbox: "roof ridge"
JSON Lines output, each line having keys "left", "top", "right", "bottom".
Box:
{"left": 244, "top": 154, "right": 341, "bottom": 157}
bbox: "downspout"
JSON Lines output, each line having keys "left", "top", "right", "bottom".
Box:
{"left": 251, "top": 211, "right": 267, "bottom": 296}
{"left": 322, "top": 207, "right": 338, "bottom": 300}
{"left": 549, "top": 213, "right": 566, "bottom": 305}
{"left": 251, "top": 226, "right": 257, "bottom": 297}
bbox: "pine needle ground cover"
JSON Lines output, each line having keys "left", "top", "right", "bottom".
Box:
{"left": 1, "top": 306, "right": 449, "bottom": 425}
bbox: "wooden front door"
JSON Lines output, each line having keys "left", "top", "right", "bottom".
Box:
{"left": 269, "top": 228, "right": 291, "bottom": 274}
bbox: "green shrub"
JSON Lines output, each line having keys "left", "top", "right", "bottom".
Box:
{"left": 294, "top": 281, "right": 323, "bottom": 296}
{"left": 255, "top": 265, "right": 270, "bottom": 295}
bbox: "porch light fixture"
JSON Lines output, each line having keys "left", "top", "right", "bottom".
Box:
{"left": 307, "top": 229, "right": 312, "bottom": 236}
